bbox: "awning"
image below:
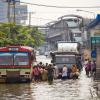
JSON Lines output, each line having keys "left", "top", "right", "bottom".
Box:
{"left": 87, "top": 14, "right": 100, "bottom": 29}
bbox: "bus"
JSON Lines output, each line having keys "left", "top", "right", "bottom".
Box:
{"left": 50, "top": 42, "right": 82, "bottom": 75}
{"left": 0, "top": 45, "right": 36, "bottom": 83}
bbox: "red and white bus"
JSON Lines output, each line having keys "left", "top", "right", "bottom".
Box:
{"left": 0, "top": 45, "right": 36, "bottom": 83}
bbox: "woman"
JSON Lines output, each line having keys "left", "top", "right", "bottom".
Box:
{"left": 71, "top": 64, "right": 79, "bottom": 79}
{"left": 85, "top": 60, "right": 91, "bottom": 77}
{"left": 33, "top": 65, "right": 40, "bottom": 82}
{"left": 61, "top": 65, "right": 68, "bottom": 80}
{"left": 53, "top": 64, "right": 59, "bottom": 79}
{"left": 41, "top": 66, "right": 48, "bottom": 81}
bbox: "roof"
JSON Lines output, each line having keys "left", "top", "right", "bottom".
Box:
{"left": 58, "top": 14, "right": 83, "bottom": 20}
{"left": 87, "top": 14, "right": 100, "bottom": 29}
{"left": 48, "top": 32, "right": 62, "bottom": 38}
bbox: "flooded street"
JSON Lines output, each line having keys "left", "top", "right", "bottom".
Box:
{"left": 0, "top": 69, "right": 99, "bottom": 100}
{"left": 31, "top": 69, "right": 99, "bottom": 100}
{"left": 0, "top": 55, "right": 99, "bottom": 100}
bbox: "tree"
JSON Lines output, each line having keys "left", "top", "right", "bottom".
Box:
{"left": 0, "top": 23, "right": 44, "bottom": 47}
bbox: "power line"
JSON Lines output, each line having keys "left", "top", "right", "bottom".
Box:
{"left": 1, "top": 0, "right": 100, "bottom": 8}
{"left": 16, "top": 1, "right": 100, "bottom": 8}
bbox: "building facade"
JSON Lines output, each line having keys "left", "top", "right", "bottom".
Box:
{"left": 0, "top": 1, "right": 8, "bottom": 23}
{"left": 46, "top": 14, "right": 84, "bottom": 51}
{"left": 87, "top": 14, "right": 100, "bottom": 50}
{"left": 87, "top": 14, "right": 100, "bottom": 80}
{"left": 0, "top": 0, "right": 27, "bottom": 24}
{"left": 88, "top": 14, "right": 100, "bottom": 36}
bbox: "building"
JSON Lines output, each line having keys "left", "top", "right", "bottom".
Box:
{"left": 12, "top": 4, "right": 28, "bottom": 24}
{"left": 46, "top": 20, "right": 70, "bottom": 51}
{"left": 87, "top": 14, "right": 100, "bottom": 36}
{"left": 38, "top": 27, "right": 49, "bottom": 55}
{"left": 0, "top": 0, "right": 27, "bottom": 24}
{"left": 46, "top": 14, "right": 84, "bottom": 51}
{"left": 60, "top": 15, "right": 84, "bottom": 44}
{"left": 87, "top": 14, "right": 100, "bottom": 50}
{"left": 0, "top": 1, "right": 8, "bottom": 23}
{"left": 87, "top": 14, "right": 100, "bottom": 80}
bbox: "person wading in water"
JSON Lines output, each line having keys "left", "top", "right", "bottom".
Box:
{"left": 47, "top": 64, "right": 54, "bottom": 85}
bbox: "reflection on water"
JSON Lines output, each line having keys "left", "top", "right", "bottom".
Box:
{"left": 0, "top": 69, "right": 99, "bottom": 100}
{"left": 0, "top": 83, "right": 34, "bottom": 100}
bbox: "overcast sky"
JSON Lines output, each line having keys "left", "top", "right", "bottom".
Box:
{"left": 21, "top": 0, "right": 100, "bottom": 26}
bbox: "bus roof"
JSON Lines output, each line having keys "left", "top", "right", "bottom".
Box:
{"left": 0, "top": 46, "right": 35, "bottom": 52}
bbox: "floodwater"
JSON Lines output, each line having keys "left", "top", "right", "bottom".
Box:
{"left": 0, "top": 55, "right": 99, "bottom": 100}
{"left": 0, "top": 69, "right": 99, "bottom": 100}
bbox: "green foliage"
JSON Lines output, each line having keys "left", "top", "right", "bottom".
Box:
{"left": 0, "top": 23, "right": 44, "bottom": 47}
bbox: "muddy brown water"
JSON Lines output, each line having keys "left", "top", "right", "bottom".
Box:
{"left": 0, "top": 69, "right": 99, "bottom": 100}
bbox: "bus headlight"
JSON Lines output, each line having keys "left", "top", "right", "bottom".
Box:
{"left": 25, "top": 72, "right": 30, "bottom": 74}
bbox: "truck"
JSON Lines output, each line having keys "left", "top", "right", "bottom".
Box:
{"left": 50, "top": 41, "right": 82, "bottom": 71}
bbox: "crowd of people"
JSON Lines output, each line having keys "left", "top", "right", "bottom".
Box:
{"left": 60, "top": 64, "right": 80, "bottom": 80}
{"left": 33, "top": 62, "right": 54, "bottom": 84}
{"left": 83, "top": 59, "right": 96, "bottom": 77}
{"left": 32, "top": 62, "right": 80, "bottom": 84}
{"left": 32, "top": 56, "right": 96, "bottom": 84}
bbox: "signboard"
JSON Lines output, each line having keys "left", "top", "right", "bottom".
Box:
{"left": 91, "top": 49, "right": 97, "bottom": 58}
{"left": 91, "top": 36, "right": 100, "bottom": 44}
{"left": 9, "top": 47, "right": 18, "bottom": 51}
{"left": 91, "top": 36, "right": 100, "bottom": 50}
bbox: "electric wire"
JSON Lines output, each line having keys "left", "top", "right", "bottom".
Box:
{"left": 17, "top": 1, "right": 100, "bottom": 8}
{"left": 1, "top": 1, "right": 100, "bottom": 8}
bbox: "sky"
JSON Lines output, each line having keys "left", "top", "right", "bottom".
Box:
{"left": 21, "top": 0, "right": 100, "bottom": 26}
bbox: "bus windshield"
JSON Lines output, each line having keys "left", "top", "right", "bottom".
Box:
{"left": 55, "top": 55, "right": 76, "bottom": 64}
{"left": 0, "top": 52, "right": 29, "bottom": 65}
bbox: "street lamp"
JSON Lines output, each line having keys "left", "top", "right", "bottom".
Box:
{"left": 76, "top": 9, "right": 95, "bottom": 19}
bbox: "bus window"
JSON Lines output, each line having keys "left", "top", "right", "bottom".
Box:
{"left": 0, "top": 53, "right": 13, "bottom": 65}
{"left": 14, "top": 53, "right": 29, "bottom": 65}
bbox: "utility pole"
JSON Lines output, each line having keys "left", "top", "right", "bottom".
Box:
{"left": 29, "top": 12, "right": 31, "bottom": 27}
{"left": 29, "top": 12, "right": 35, "bottom": 27}
{"left": 13, "top": 0, "right": 16, "bottom": 23}
{"left": 6, "top": 0, "right": 11, "bottom": 39}
{"left": 7, "top": 0, "right": 16, "bottom": 23}
{"left": 6, "top": 0, "right": 16, "bottom": 39}
{"left": 7, "top": 0, "right": 11, "bottom": 23}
